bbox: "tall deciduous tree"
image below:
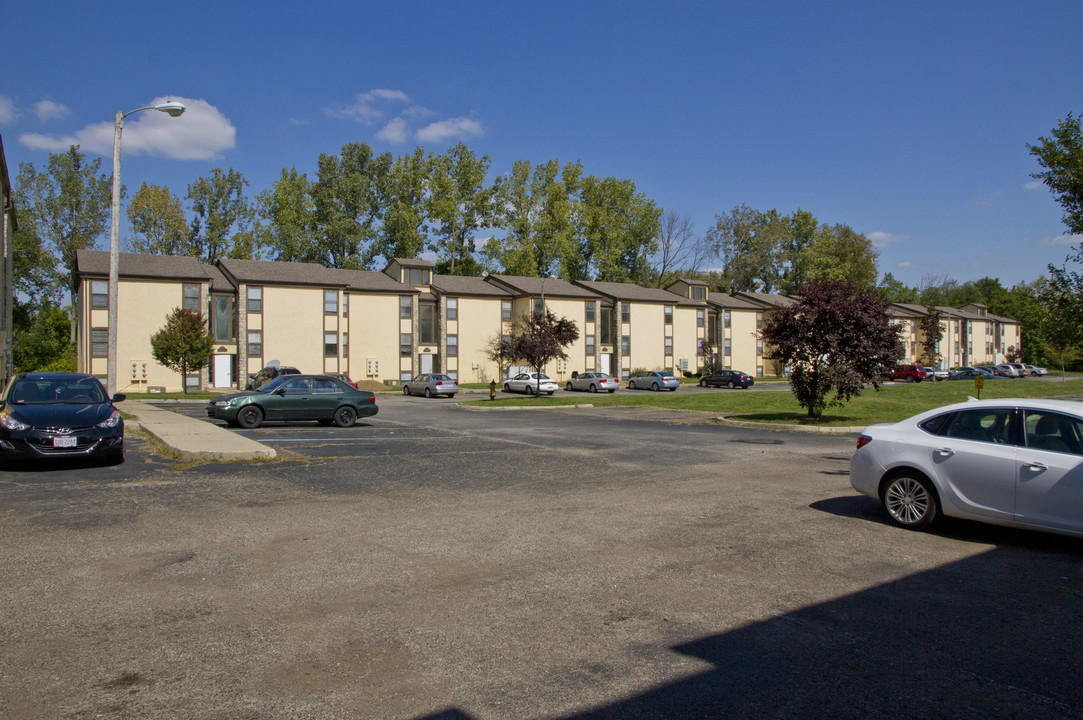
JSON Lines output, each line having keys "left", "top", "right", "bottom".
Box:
{"left": 127, "top": 182, "right": 187, "bottom": 255}
{"left": 187, "top": 168, "right": 260, "bottom": 262}
{"left": 801, "top": 223, "right": 879, "bottom": 288}
{"left": 377, "top": 146, "right": 431, "bottom": 263}
{"left": 573, "top": 175, "right": 660, "bottom": 284}
{"left": 1028, "top": 113, "right": 1083, "bottom": 235}
{"left": 258, "top": 166, "right": 316, "bottom": 263}
{"left": 706, "top": 204, "right": 784, "bottom": 292}
{"left": 149, "top": 308, "right": 215, "bottom": 394}
{"left": 310, "top": 142, "right": 393, "bottom": 269}
{"left": 15, "top": 146, "right": 111, "bottom": 315}
{"left": 428, "top": 143, "right": 496, "bottom": 275}
{"left": 762, "top": 279, "right": 902, "bottom": 418}
{"left": 651, "top": 210, "right": 712, "bottom": 288}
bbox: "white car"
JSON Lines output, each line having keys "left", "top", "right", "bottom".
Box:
{"left": 503, "top": 372, "right": 558, "bottom": 395}
{"left": 565, "top": 372, "right": 620, "bottom": 393}
{"left": 922, "top": 366, "right": 949, "bottom": 382}
{"left": 995, "top": 363, "right": 1021, "bottom": 378}
{"left": 1025, "top": 364, "right": 1048, "bottom": 376}
{"left": 850, "top": 398, "right": 1083, "bottom": 537}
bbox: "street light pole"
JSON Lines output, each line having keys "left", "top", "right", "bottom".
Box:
{"left": 106, "top": 101, "right": 185, "bottom": 397}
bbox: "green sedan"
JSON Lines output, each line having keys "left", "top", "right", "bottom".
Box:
{"left": 206, "top": 374, "right": 378, "bottom": 429}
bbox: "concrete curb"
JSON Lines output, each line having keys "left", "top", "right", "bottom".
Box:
{"left": 458, "top": 403, "right": 596, "bottom": 412}
{"left": 714, "top": 415, "right": 865, "bottom": 434}
{"left": 118, "top": 400, "right": 277, "bottom": 461}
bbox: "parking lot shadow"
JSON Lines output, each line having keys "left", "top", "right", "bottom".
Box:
{"left": 415, "top": 541, "right": 1083, "bottom": 719}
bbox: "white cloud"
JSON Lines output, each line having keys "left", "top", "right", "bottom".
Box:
{"left": 34, "top": 100, "right": 69, "bottom": 122}
{"left": 328, "top": 89, "right": 411, "bottom": 124}
{"left": 416, "top": 116, "right": 484, "bottom": 143}
{"left": 867, "top": 231, "right": 908, "bottom": 248}
{"left": 1024, "top": 180, "right": 1044, "bottom": 191}
{"left": 897, "top": 261, "right": 916, "bottom": 268}
{"left": 0, "top": 95, "right": 16, "bottom": 124}
{"left": 19, "top": 97, "right": 235, "bottom": 161}
{"left": 1039, "top": 233, "right": 1082, "bottom": 246}
{"left": 377, "top": 117, "right": 409, "bottom": 144}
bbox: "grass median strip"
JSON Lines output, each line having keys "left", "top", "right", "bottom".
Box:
{"left": 462, "top": 378, "right": 1083, "bottom": 427}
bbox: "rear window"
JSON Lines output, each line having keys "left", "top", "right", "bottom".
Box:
{"left": 918, "top": 412, "right": 954, "bottom": 436}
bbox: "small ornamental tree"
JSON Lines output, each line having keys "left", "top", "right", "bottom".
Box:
{"left": 483, "top": 332, "right": 518, "bottom": 383}
{"left": 509, "top": 308, "right": 580, "bottom": 394}
{"left": 762, "top": 279, "right": 903, "bottom": 418}
{"left": 150, "top": 308, "right": 215, "bottom": 393}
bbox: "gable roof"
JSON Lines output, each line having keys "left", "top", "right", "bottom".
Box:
{"left": 76, "top": 250, "right": 213, "bottom": 281}
{"left": 216, "top": 258, "right": 345, "bottom": 287}
{"left": 486, "top": 275, "right": 600, "bottom": 300}
{"left": 574, "top": 280, "right": 698, "bottom": 305}
{"left": 429, "top": 274, "right": 513, "bottom": 297}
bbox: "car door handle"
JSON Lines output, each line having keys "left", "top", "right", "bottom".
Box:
{"left": 1023, "top": 462, "right": 1047, "bottom": 471}
{"left": 935, "top": 448, "right": 954, "bottom": 457}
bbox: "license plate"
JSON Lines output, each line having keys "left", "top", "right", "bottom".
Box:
{"left": 53, "top": 436, "right": 77, "bottom": 448}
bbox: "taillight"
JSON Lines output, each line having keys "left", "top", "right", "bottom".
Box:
{"left": 367, "top": 396, "right": 375, "bottom": 404}
{"left": 856, "top": 435, "right": 872, "bottom": 450}
{"left": 436, "top": 381, "right": 443, "bottom": 386}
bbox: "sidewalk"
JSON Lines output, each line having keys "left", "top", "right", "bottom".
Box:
{"left": 117, "top": 400, "right": 277, "bottom": 461}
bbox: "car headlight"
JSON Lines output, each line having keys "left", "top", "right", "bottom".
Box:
{"left": 1, "top": 412, "right": 30, "bottom": 431}
{"left": 97, "top": 410, "right": 122, "bottom": 429}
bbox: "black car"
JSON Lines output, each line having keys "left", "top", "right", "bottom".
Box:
{"left": 699, "top": 370, "right": 755, "bottom": 389}
{"left": 0, "top": 372, "right": 125, "bottom": 463}
{"left": 247, "top": 364, "right": 301, "bottom": 390}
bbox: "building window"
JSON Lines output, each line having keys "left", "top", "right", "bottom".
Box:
{"left": 691, "top": 286, "right": 706, "bottom": 300}
{"left": 91, "top": 280, "right": 108, "bottom": 309}
{"left": 400, "top": 333, "right": 412, "bottom": 356}
{"left": 621, "top": 303, "right": 630, "bottom": 323}
{"left": 502, "top": 300, "right": 512, "bottom": 322}
{"left": 586, "top": 336, "right": 595, "bottom": 356}
{"left": 664, "top": 306, "right": 673, "bottom": 324}
{"left": 621, "top": 335, "right": 630, "bottom": 355}
{"left": 534, "top": 298, "right": 544, "bottom": 314}
{"left": 697, "top": 339, "right": 706, "bottom": 356}
{"left": 324, "top": 332, "right": 338, "bottom": 357}
{"left": 756, "top": 312, "right": 764, "bottom": 330}
{"left": 342, "top": 294, "right": 348, "bottom": 317}
{"left": 697, "top": 309, "right": 704, "bottom": 328}
{"left": 183, "top": 283, "right": 200, "bottom": 311}
{"left": 724, "top": 338, "right": 731, "bottom": 356}
{"left": 400, "top": 371, "right": 413, "bottom": 383}
{"left": 212, "top": 295, "right": 236, "bottom": 342}
{"left": 600, "top": 307, "right": 613, "bottom": 344}
{"left": 724, "top": 310, "right": 731, "bottom": 328}
{"left": 756, "top": 339, "right": 764, "bottom": 356}
{"left": 247, "top": 330, "right": 262, "bottom": 357}
{"left": 343, "top": 333, "right": 348, "bottom": 352}
{"left": 400, "top": 295, "right": 413, "bottom": 319}
{"left": 757, "top": 365, "right": 764, "bottom": 378}
{"left": 585, "top": 301, "right": 596, "bottom": 323}
{"left": 447, "top": 297, "right": 458, "bottom": 320}
{"left": 664, "top": 337, "right": 673, "bottom": 355}
{"left": 447, "top": 335, "right": 458, "bottom": 357}
{"left": 247, "top": 287, "right": 262, "bottom": 313}
{"left": 91, "top": 328, "right": 107, "bottom": 357}
{"left": 419, "top": 304, "right": 436, "bottom": 344}
{"left": 408, "top": 268, "right": 429, "bottom": 285}
{"left": 324, "top": 290, "right": 338, "bottom": 314}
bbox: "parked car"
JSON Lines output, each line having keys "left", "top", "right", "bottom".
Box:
{"left": 403, "top": 373, "right": 459, "bottom": 398}
{"left": 565, "top": 372, "right": 619, "bottom": 393}
{"left": 921, "top": 366, "right": 949, "bottom": 382}
{"left": 628, "top": 370, "right": 680, "bottom": 391}
{"left": 0, "top": 372, "right": 125, "bottom": 463}
{"left": 248, "top": 364, "right": 301, "bottom": 390}
{"left": 947, "top": 367, "right": 996, "bottom": 381}
{"left": 699, "top": 370, "right": 755, "bottom": 389}
{"left": 207, "top": 374, "right": 377, "bottom": 429}
{"left": 1006, "top": 363, "right": 1030, "bottom": 377}
{"left": 504, "top": 372, "right": 558, "bottom": 395}
{"left": 994, "top": 363, "right": 1021, "bottom": 378}
{"left": 323, "top": 372, "right": 358, "bottom": 389}
{"left": 850, "top": 398, "right": 1083, "bottom": 537}
{"left": 1025, "top": 364, "right": 1049, "bottom": 376}
{"left": 888, "top": 364, "right": 927, "bottom": 383}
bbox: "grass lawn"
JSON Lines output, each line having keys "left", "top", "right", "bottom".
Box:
{"left": 462, "top": 376, "right": 1083, "bottom": 427}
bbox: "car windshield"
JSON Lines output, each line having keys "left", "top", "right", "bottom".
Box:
{"left": 531, "top": 374, "right": 551, "bottom": 380}
{"left": 9, "top": 378, "right": 107, "bottom": 404}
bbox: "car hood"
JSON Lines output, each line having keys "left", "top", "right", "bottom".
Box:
{"left": 209, "top": 391, "right": 259, "bottom": 404}
{"left": 7, "top": 402, "right": 117, "bottom": 427}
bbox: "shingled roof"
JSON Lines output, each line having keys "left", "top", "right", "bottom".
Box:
{"left": 574, "top": 280, "right": 697, "bottom": 305}
{"left": 429, "top": 274, "right": 513, "bottom": 297}
{"left": 487, "top": 275, "right": 601, "bottom": 299}
{"left": 76, "top": 250, "right": 214, "bottom": 281}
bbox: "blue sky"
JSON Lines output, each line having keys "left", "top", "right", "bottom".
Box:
{"left": 3, "top": 0, "right": 1081, "bottom": 288}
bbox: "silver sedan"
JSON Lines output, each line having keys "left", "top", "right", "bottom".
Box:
{"left": 402, "top": 373, "right": 459, "bottom": 398}
{"left": 565, "top": 372, "right": 619, "bottom": 393}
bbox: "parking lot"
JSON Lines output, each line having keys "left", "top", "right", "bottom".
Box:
{"left": 2, "top": 395, "right": 1082, "bottom": 719}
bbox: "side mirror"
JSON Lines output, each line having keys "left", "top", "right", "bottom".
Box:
{"left": 112, "top": 393, "right": 126, "bottom": 403}
{"left": 274, "top": 388, "right": 286, "bottom": 396}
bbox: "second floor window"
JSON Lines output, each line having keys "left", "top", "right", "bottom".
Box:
{"left": 324, "top": 290, "right": 338, "bottom": 314}
{"left": 447, "top": 297, "right": 457, "bottom": 320}
{"left": 621, "top": 335, "right": 630, "bottom": 355}
{"left": 664, "top": 337, "right": 673, "bottom": 355}
{"left": 400, "top": 333, "right": 412, "bottom": 356}
{"left": 324, "top": 332, "right": 338, "bottom": 357}
{"left": 586, "top": 336, "right": 595, "bottom": 356}
{"left": 91, "top": 280, "right": 108, "bottom": 308}
{"left": 447, "top": 335, "right": 458, "bottom": 356}
{"left": 621, "top": 303, "right": 630, "bottom": 323}
{"left": 664, "top": 306, "right": 673, "bottom": 325}
{"left": 697, "top": 309, "right": 704, "bottom": 328}
{"left": 502, "top": 300, "right": 512, "bottom": 322}
{"left": 247, "top": 330, "right": 262, "bottom": 356}
{"left": 183, "top": 284, "right": 200, "bottom": 311}
{"left": 585, "top": 301, "right": 596, "bottom": 323}
{"left": 400, "top": 295, "right": 413, "bottom": 319}
{"left": 724, "top": 310, "right": 731, "bottom": 328}
{"left": 91, "top": 328, "right": 107, "bottom": 357}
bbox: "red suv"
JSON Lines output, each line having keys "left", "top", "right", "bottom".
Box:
{"left": 889, "top": 364, "right": 927, "bottom": 383}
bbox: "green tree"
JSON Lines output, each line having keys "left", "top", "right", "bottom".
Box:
{"left": 376, "top": 146, "right": 432, "bottom": 264}
{"left": 12, "top": 304, "right": 76, "bottom": 373}
{"left": 309, "top": 143, "right": 393, "bottom": 269}
{"left": 706, "top": 204, "right": 783, "bottom": 292}
{"left": 187, "top": 168, "right": 260, "bottom": 262}
{"left": 258, "top": 166, "right": 316, "bottom": 263}
{"left": 877, "top": 273, "right": 918, "bottom": 303}
{"left": 428, "top": 143, "right": 496, "bottom": 275}
{"left": 1040, "top": 255, "right": 1083, "bottom": 377}
{"left": 572, "top": 175, "right": 660, "bottom": 283}
{"left": 14, "top": 146, "right": 111, "bottom": 319}
{"left": 800, "top": 223, "right": 879, "bottom": 288}
{"left": 127, "top": 182, "right": 187, "bottom": 254}
{"left": 918, "top": 306, "right": 944, "bottom": 365}
{"left": 762, "top": 279, "right": 903, "bottom": 418}
{"left": 507, "top": 308, "right": 580, "bottom": 394}
{"left": 150, "top": 308, "right": 215, "bottom": 394}
{"left": 1028, "top": 113, "right": 1083, "bottom": 235}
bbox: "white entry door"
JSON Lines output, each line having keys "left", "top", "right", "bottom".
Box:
{"left": 600, "top": 353, "right": 611, "bottom": 376}
{"left": 420, "top": 353, "right": 434, "bottom": 374}
{"left": 214, "top": 354, "right": 233, "bottom": 388}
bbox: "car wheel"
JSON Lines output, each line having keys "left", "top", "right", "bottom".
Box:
{"left": 566, "top": 382, "right": 574, "bottom": 391}
{"left": 237, "top": 405, "right": 263, "bottom": 429}
{"left": 629, "top": 381, "right": 637, "bottom": 390}
{"left": 728, "top": 381, "right": 735, "bottom": 389}
{"left": 881, "top": 472, "right": 939, "bottom": 530}
{"left": 403, "top": 385, "right": 410, "bottom": 395}
{"left": 906, "top": 376, "right": 916, "bottom": 383}
{"left": 608, "top": 389, "right": 615, "bottom": 393}
{"left": 547, "top": 391, "right": 554, "bottom": 396}
{"left": 652, "top": 382, "right": 660, "bottom": 391}
{"left": 334, "top": 406, "right": 357, "bottom": 428}
{"left": 526, "top": 385, "right": 535, "bottom": 395}
{"left": 589, "top": 384, "right": 598, "bottom": 393}
{"left": 424, "top": 387, "right": 433, "bottom": 398}
{"left": 503, "top": 383, "right": 511, "bottom": 393}
{"left": 699, "top": 379, "right": 707, "bottom": 387}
